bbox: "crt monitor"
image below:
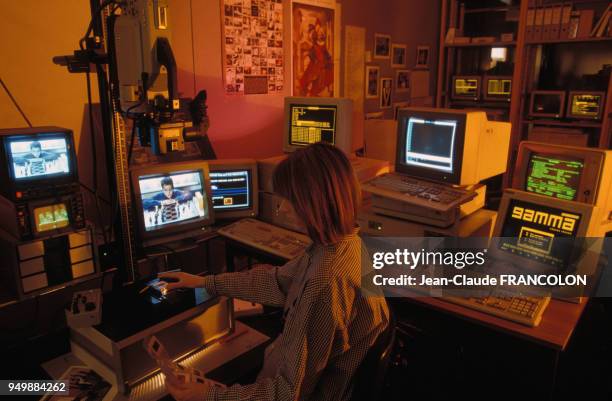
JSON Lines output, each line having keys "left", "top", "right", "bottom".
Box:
{"left": 208, "top": 159, "right": 258, "bottom": 220}
{"left": 0, "top": 126, "right": 78, "bottom": 201}
{"left": 529, "top": 90, "right": 565, "bottom": 118}
{"left": 513, "top": 141, "right": 612, "bottom": 231}
{"left": 483, "top": 76, "right": 512, "bottom": 101}
{"left": 566, "top": 91, "right": 605, "bottom": 120}
{"left": 451, "top": 76, "right": 481, "bottom": 101}
{"left": 283, "top": 97, "right": 353, "bottom": 154}
{"left": 395, "top": 108, "right": 511, "bottom": 185}
{"left": 492, "top": 189, "right": 600, "bottom": 273}
{"left": 131, "top": 161, "right": 214, "bottom": 247}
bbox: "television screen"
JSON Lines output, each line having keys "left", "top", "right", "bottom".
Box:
{"left": 568, "top": 93, "right": 603, "bottom": 119}
{"left": 486, "top": 78, "right": 512, "bottom": 97}
{"left": 531, "top": 92, "right": 563, "bottom": 116}
{"left": 453, "top": 78, "right": 479, "bottom": 98}
{"left": 210, "top": 170, "right": 251, "bottom": 210}
{"left": 33, "top": 203, "right": 70, "bottom": 233}
{"left": 288, "top": 104, "right": 337, "bottom": 147}
{"left": 526, "top": 153, "right": 584, "bottom": 201}
{"left": 402, "top": 117, "right": 457, "bottom": 173}
{"left": 8, "top": 137, "right": 70, "bottom": 180}
{"left": 498, "top": 199, "right": 582, "bottom": 269}
{"left": 137, "top": 170, "right": 209, "bottom": 232}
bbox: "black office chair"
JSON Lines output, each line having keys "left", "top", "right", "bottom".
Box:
{"left": 350, "top": 310, "right": 396, "bottom": 401}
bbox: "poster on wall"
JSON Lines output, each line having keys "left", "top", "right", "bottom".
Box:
{"left": 221, "top": 0, "right": 284, "bottom": 95}
{"left": 291, "top": 0, "right": 340, "bottom": 97}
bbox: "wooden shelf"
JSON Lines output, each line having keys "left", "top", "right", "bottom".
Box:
{"left": 445, "top": 41, "right": 516, "bottom": 47}
{"left": 521, "top": 119, "right": 603, "bottom": 128}
{"left": 526, "top": 36, "right": 612, "bottom": 45}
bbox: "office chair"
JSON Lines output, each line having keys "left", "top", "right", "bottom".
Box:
{"left": 350, "top": 310, "right": 396, "bottom": 401}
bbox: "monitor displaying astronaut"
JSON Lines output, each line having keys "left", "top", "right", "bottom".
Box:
{"left": 8, "top": 137, "right": 71, "bottom": 179}
{"left": 137, "top": 170, "right": 209, "bottom": 232}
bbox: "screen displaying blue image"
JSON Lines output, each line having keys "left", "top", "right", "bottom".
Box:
{"left": 8, "top": 137, "right": 71, "bottom": 180}
{"left": 210, "top": 170, "right": 251, "bottom": 210}
{"left": 138, "top": 170, "right": 209, "bottom": 232}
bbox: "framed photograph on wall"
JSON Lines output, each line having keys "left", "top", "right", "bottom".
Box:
{"left": 395, "top": 69, "right": 410, "bottom": 93}
{"left": 391, "top": 43, "right": 407, "bottom": 68}
{"left": 365, "top": 65, "right": 380, "bottom": 99}
{"left": 380, "top": 77, "right": 392, "bottom": 109}
{"left": 291, "top": 0, "right": 339, "bottom": 97}
{"left": 415, "top": 45, "right": 430, "bottom": 69}
{"left": 373, "top": 33, "right": 391, "bottom": 59}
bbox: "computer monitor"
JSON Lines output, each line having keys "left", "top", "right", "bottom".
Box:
{"left": 492, "top": 189, "right": 600, "bottom": 274}
{"left": 395, "top": 108, "right": 511, "bottom": 185}
{"left": 483, "top": 76, "right": 512, "bottom": 101}
{"left": 208, "top": 159, "right": 258, "bottom": 220}
{"left": 566, "top": 91, "right": 605, "bottom": 120}
{"left": 513, "top": 141, "right": 612, "bottom": 232}
{"left": 283, "top": 97, "right": 353, "bottom": 154}
{"left": 131, "top": 161, "right": 214, "bottom": 247}
{"left": 451, "top": 76, "right": 481, "bottom": 101}
{"left": 529, "top": 90, "right": 566, "bottom": 118}
{"left": 0, "top": 127, "right": 79, "bottom": 201}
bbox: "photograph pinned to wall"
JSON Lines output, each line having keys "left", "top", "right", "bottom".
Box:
{"left": 373, "top": 33, "right": 391, "bottom": 59}
{"left": 393, "top": 101, "right": 410, "bottom": 120}
{"left": 380, "top": 77, "right": 393, "bottom": 109}
{"left": 395, "top": 69, "right": 410, "bottom": 93}
{"left": 415, "top": 45, "right": 430, "bottom": 69}
{"left": 391, "top": 43, "right": 407, "bottom": 68}
{"left": 221, "top": 0, "right": 285, "bottom": 95}
{"left": 291, "top": 0, "right": 339, "bottom": 97}
{"left": 365, "top": 65, "right": 380, "bottom": 99}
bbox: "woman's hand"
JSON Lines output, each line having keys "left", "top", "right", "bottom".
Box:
{"left": 158, "top": 271, "right": 205, "bottom": 291}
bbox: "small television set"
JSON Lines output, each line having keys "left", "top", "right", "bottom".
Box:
{"left": 566, "top": 91, "right": 605, "bottom": 120}
{"left": 451, "top": 76, "right": 481, "bottom": 101}
{"left": 483, "top": 76, "right": 512, "bottom": 101}
{"left": 492, "top": 189, "right": 599, "bottom": 273}
{"left": 131, "top": 161, "right": 214, "bottom": 247}
{"left": 513, "top": 141, "right": 612, "bottom": 215}
{"left": 283, "top": 97, "right": 353, "bottom": 154}
{"left": 529, "top": 90, "right": 565, "bottom": 118}
{"left": 395, "top": 108, "right": 511, "bottom": 185}
{"left": 0, "top": 127, "right": 79, "bottom": 201}
{"left": 208, "top": 159, "right": 258, "bottom": 220}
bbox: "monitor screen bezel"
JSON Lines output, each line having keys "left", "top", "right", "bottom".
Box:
{"left": 490, "top": 189, "right": 595, "bottom": 272}
{"left": 483, "top": 75, "right": 512, "bottom": 101}
{"left": 208, "top": 159, "right": 259, "bottom": 220}
{"left": 512, "top": 141, "right": 604, "bottom": 205}
{"left": 0, "top": 128, "right": 78, "bottom": 192}
{"left": 528, "top": 90, "right": 566, "bottom": 119}
{"left": 130, "top": 161, "right": 215, "bottom": 246}
{"left": 395, "top": 109, "right": 467, "bottom": 184}
{"left": 566, "top": 91, "right": 606, "bottom": 121}
{"left": 451, "top": 75, "right": 482, "bottom": 101}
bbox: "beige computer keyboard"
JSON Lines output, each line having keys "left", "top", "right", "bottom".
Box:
{"left": 217, "top": 218, "right": 311, "bottom": 260}
{"left": 444, "top": 291, "right": 551, "bottom": 327}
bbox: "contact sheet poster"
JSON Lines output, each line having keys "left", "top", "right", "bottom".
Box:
{"left": 222, "top": 0, "right": 284, "bottom": 95}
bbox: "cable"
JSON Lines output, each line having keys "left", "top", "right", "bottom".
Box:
{"left": 0, "top": 76, "right": 33, "bottom": 127}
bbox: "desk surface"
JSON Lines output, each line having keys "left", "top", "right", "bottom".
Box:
{"left": 402, "top": 296, "right": 587, "bottom": 351}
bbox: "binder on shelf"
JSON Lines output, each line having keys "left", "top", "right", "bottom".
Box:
{"left": 560, "top": 6, "right": 573, "bottom": 39}
{"left": 550, "top": 6, "right": 562, "bottom": 40}
{"left": 578, "top": 9, "right": 595, "bottom": 38}
{"left": 542, "top": 6, "right": 554, "bottom": 40}
{"left": 568, "top": 11, "right": 580, "bottom": 38}
{"left": 534, "top": 8, "right": 545, "bottom": 40}
{"left": 590, "top": 4, "right": 612, "bottom": 37}
{"left": 526, "top": 8, "right": 536, "bottom": 40}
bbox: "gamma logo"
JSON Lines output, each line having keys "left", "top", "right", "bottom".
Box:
{"left": 511, "top": 206, "right": 579, "bottom": 233}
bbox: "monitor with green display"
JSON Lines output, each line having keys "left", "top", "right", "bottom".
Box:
{"left": 525, "top": 153, "right": 584, "bottom": 201}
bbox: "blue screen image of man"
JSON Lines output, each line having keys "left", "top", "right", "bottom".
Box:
{"left": 13, "top": 141, "right": 61, "bottom": 177}
{"left": 143, "top": 176, "right": 195, "bottom": 225}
